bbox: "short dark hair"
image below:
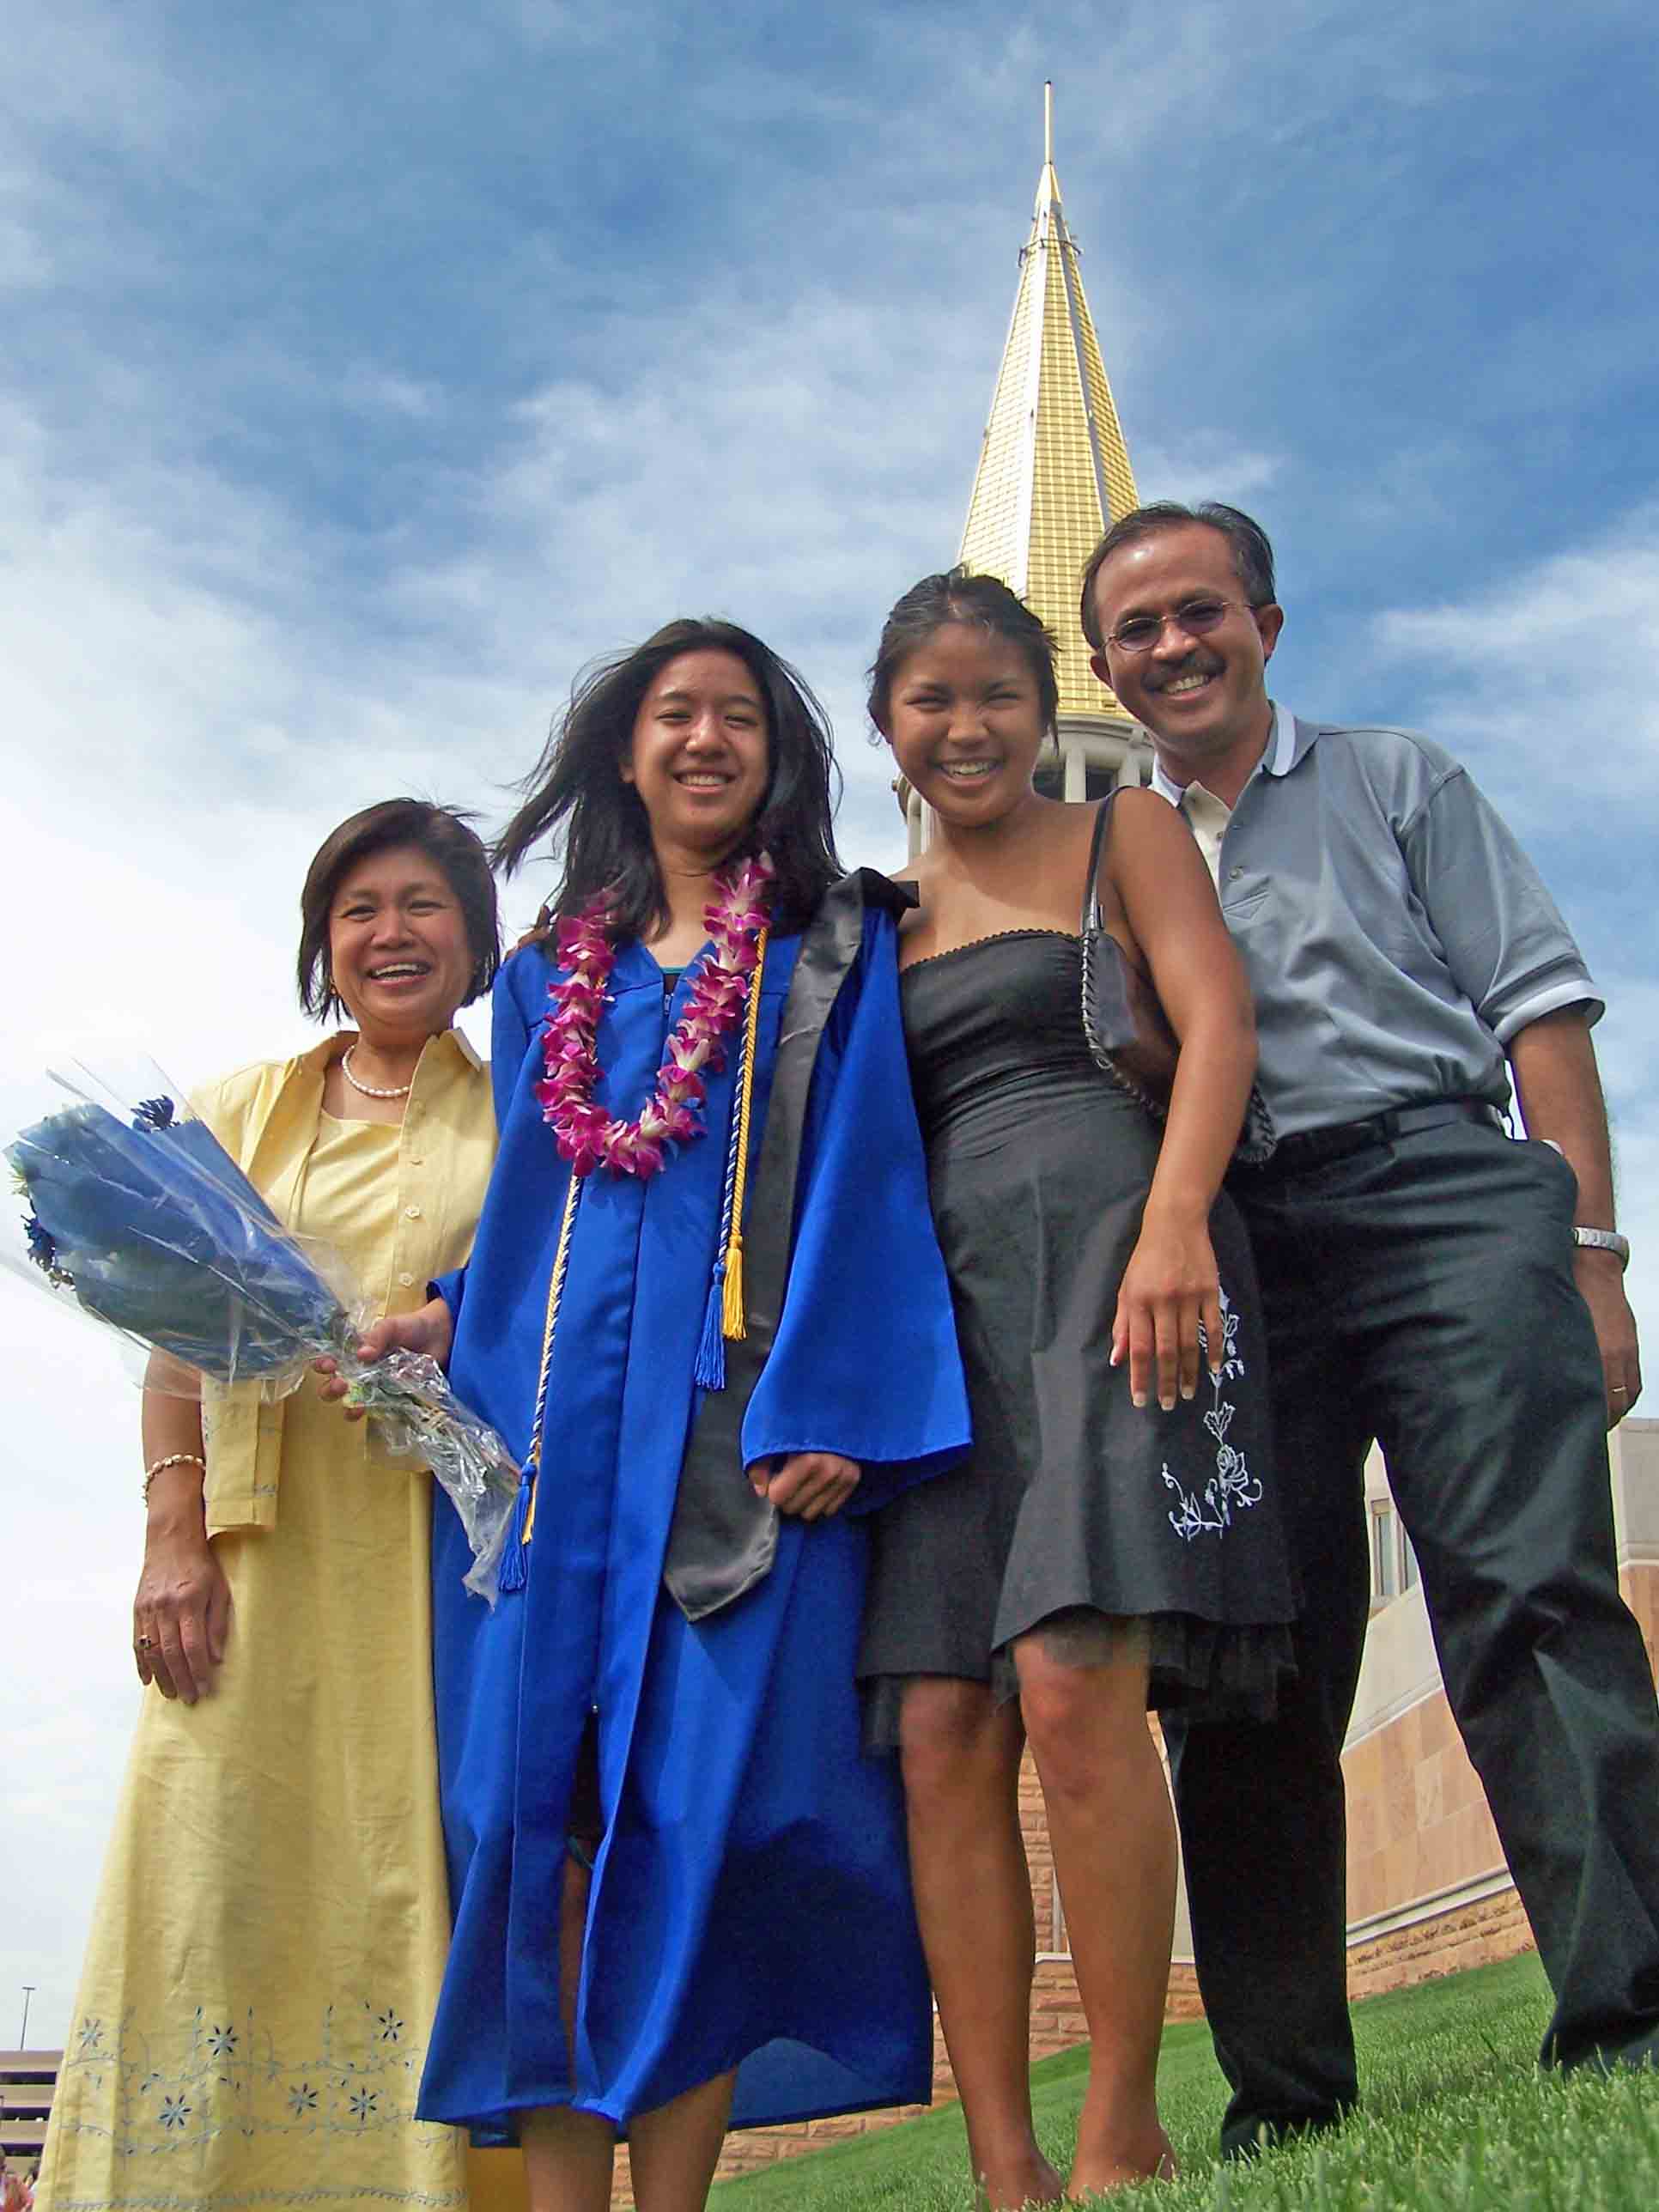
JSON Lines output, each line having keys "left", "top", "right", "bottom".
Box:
{"left": 495, "top": 617, "right": 842, "bottom": 941}
{"left": 866, "top": 568, "right": 1059, "bottom": 736}
{"left": 297, "top": 799, "right": 501, "bottom": 1020}
{"left": 1079, "top": 501, "right": 1278, "bottom": 651}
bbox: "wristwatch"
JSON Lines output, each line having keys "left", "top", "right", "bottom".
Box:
{"left": 1572, "top": 1226, "right": 1631, "bottom": 1267}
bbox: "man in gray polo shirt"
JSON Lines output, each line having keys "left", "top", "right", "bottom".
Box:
{"left": 1081, "top": 500, "right": 1656, "bottom": 2154}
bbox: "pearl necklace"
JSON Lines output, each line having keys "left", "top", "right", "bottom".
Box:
{"left": 341, "top": 1044, "right": 414, "bottom": 1100}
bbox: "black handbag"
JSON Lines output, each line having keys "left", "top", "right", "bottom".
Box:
{"left": 1079, "top": 791, "right": 1276, "bottom": 1165}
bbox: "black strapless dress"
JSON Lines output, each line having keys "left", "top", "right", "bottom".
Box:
{"left": 860, "top": 932, "right": 1297, "bottom": 1737}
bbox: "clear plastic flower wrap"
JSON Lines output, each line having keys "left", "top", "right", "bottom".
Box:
{"left": 4, "top": 1069, "right": 517, "bottom": 1601}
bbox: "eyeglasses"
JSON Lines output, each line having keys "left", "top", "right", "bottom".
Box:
{"left": 1103, "top": 597, "right": 1259, "bottom": 655}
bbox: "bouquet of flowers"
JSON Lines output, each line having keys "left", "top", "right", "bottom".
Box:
{"left": 5, "top": 1075, "right": 517, "bottom": 1600}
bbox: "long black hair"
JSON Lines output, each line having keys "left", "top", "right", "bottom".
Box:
{"left": 495, "top": 617, "right": 842, "bottom": 941}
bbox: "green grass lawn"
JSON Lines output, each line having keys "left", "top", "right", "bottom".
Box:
{"left": 708, "top": 1954, "right": 1659, "bottom": 2209}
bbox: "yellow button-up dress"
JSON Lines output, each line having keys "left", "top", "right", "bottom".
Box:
{"left": 38, "top": 1031, "right": 520, "bottom": 2212}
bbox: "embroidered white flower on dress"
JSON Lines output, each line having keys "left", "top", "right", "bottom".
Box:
{"left": 49, "top": 1998, "right": 462, "bottom": 2184}
{"left": 1164, "top": 1287, "right": 1264, "bottom": 1542}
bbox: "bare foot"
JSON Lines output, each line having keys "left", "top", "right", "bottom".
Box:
{"left": 975, "top": 2152, "right": 1066, "bottom": 2209}
{"left": 1066, "top": 2127, "right": 1176, "bottom": 2198}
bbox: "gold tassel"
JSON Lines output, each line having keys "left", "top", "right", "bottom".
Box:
{"left": 721, "top": 1231, "right": 746, "bottom": 1340}
{"left": 720, "top": 927, "right": 769, "bottom": 1343}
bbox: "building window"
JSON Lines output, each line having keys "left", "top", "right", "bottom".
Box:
{"left": 1369, "top": 1498, "right": 1419, "bottom": 1607}
{"left": 1370, "top": 1501, "right": 1397, "bottom": 1601}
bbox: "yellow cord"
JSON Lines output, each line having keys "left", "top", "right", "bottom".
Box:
{"left": 720, "top": 927, "right": 769, "bottom": 1341}
{"left": 521, "top": 1168, "right": 582, "bottom": 1549}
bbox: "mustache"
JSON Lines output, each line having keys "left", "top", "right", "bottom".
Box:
{"left": 1152, "top": 654, "right": 1222, "bottom": 687}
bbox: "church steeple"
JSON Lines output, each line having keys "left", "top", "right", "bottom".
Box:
{"left": 958, "top": 85, "right": 1145, "bottom": 750}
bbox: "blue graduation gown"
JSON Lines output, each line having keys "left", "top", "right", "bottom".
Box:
{"left": 419, "top": 900, "right": 969, "bottom": 2138}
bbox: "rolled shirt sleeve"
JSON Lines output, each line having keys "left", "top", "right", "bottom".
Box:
{"left": 1401, "top": 762, "right": 1602, "bottom": 1043}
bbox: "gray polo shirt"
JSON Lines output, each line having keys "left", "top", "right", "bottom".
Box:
{"left": 1150, "top": 708, "right": 1601, "bottom": 1138}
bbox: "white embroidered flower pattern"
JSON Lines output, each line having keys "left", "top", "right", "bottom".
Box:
{"left": 49, "top": 1997, "right": 462, "bottom": 2196}
{"left": 1163, "top": 1287, "right": 1264, "bottom": 1542}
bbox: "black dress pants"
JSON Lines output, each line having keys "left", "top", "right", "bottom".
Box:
{"left": 1164, "top": 1118, "right": 1659, "bottom": 2155}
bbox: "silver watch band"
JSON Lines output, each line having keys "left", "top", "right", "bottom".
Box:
{"left": 1572, "top": 1225, "right": 1630, "bottom": 1267}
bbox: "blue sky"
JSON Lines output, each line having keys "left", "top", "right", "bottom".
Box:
{"left": 3, "top": 0, "right": 1656, "bottom": 2044}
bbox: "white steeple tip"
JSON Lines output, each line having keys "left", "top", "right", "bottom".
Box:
{"left": 1036, "top": 80, "right": 1061, "bottom": 211}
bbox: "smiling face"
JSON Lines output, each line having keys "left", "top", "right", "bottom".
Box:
{"left": 326, "top": 843, "right": 476, "bottom": 1047}
{"left": 621, "top": 647, "right": 771, "bottom": 864}
{"left": 1087, "top": 522, "right": 1283, "bottom": 797}
{"left": 880, "top": 622, "right": 1049, "bottom": 830}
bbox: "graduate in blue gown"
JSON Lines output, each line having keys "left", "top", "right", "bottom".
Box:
{"left": 353, "top": 620, "right": 969, "bottom": 2212}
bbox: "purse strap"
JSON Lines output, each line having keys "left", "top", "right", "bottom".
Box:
{"left": 1079, "top": 788, "right": 1121, "bottom": 936}
{"left": 1078, "top": 789, "right": 1124, "bottom": 1072}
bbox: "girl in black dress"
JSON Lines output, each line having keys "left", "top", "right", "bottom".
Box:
{"left": 861, "top": 571, "right": 1295, "bottom": 2205}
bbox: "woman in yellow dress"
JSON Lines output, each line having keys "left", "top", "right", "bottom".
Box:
{"left": 38, "top": 799, "right": 508, "bottom": 2212}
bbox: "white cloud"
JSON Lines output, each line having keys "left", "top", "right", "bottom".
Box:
{"left": 1129, "top": 437, "right": 1285, "bottom": 512}
{"left": 0, "top": 0, "right": 179, "bottom": 155}
{"left": 0, "top": 186, "right": 51, "bottom": 291}
{"left": 1369, "top": 506, "right": 1659, "bottom": 835}
{"left": 0, "top": 1285, "right": 147, "bottom": 2045}
{"left": 1362, "top": 523, "right": 1659, "bottom": 1365}
{"left": 338, "top": 365, "right": 443, "bottom": 422}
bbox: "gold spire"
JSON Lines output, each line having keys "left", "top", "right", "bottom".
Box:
{"left": 958, "top": 83, "right": 1139, "bottom": 720}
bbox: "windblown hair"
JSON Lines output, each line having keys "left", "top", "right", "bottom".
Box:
{"left": 297, "top": 799, "right": 501, "bottom": 1021}
{"left": 496, "top": 617, "right": 842, "bottom": 943}
{"left": 866, "top": 568, "right": 1059, "bottom": 738}
{"left": 1079, "top": 501, "right": 1278, "bottom": 650}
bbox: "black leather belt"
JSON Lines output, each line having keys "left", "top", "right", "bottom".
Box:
{"left": 1234, "top": 1097, "right": 1505, "bottom": 1176}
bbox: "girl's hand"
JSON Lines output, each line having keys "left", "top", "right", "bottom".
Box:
{"left": 134, "top": 1516, "right": 232, "bottom": 1704}
{"left": 1111, "top": 1211, "right": 1224, "bottom": 1413}
{"left": 747, "top": 1452, "right": 862, "bottom": 1521}
{"left": 314, "top": 1297, "right": 453, "bottom": 1417}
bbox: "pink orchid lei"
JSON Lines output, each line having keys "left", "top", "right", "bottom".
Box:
{"left": 536, "top": 854, "right": 775, "bottom": 1179}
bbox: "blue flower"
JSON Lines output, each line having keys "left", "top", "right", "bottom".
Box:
{"left": 376, "top": 2009, "right": 404, "bottom": 2043}
{"left": 76, "top": 2019, "right": 103, "bottom": 2053}
{"left": 206, "top": 2023, "right": 238, "bottom": 2057}
{"left": 288, "top": 2082, "right": 319, "bottom": 2117}
{"left": 349, "top": 2088, "right": 379, "bottom": 2123}
{"left": 159, "top": 2094, "right": 191, "bottom": 2130}
{"left": 7, "top": 1088, "right": 519, "bottom": 1591}
{"left": 21, "top": 1206, "right": 70, "bottom": 1285}
{"left": 7, "top": 1100, "right": 343, "bottom": 1382}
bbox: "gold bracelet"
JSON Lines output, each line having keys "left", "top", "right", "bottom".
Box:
{"left": 143, "top": 1451, "right": 206, "bottom": 1503}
